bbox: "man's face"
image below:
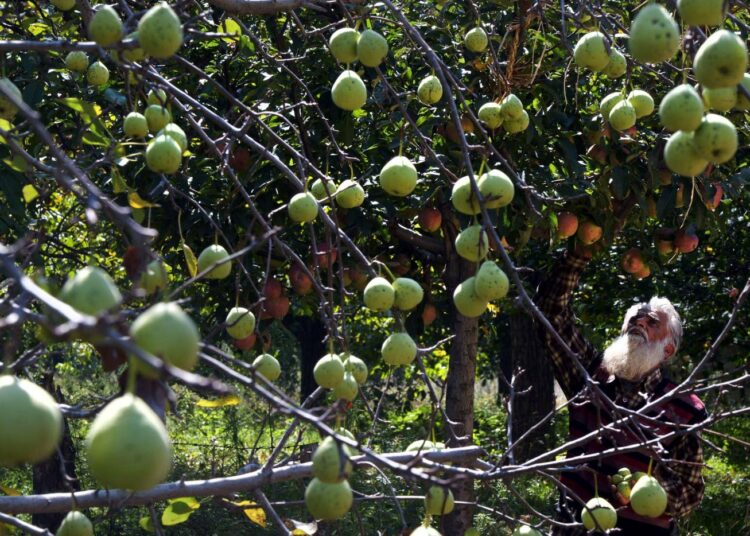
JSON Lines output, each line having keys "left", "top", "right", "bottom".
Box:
{"left": 601, "top": 308, "right": 674, "bottom": 381}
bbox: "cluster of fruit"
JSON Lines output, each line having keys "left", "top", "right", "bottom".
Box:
{"left": 580, "top": 467, "right": 668, "bottom": 531}
{"left": 328, "top": 27, "right": 388, "bottom": 111}
{"left": 449, "top": 169, "right": 513, "bottom": 316}
{"left": 477, "top": 93, "right": 530, "bottom": 134}
{"left": 313, "top": 351, "right": 368, "bottom": 401}
{"left": 305, "top": 432, "right": 358, "bottom": 521}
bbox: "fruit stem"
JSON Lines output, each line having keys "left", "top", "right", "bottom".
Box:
{"left": 177, "top": 210, "right": 185, "bottom": 242}
{"left": 647, "top": 458, "right": 653, "bottom": 477}
{"left": 125, "top": 361, "right": 137, "bottom": 395}
{"left": 593, "top": 467, "right": 599, "bottom": 497}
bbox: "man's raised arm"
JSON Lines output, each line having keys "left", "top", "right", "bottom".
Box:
{"left": 534, "top": 248, "right": 601, "bottom": 398}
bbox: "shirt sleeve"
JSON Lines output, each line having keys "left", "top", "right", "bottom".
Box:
{"left": 654, "top": 432, "right": 705, "bottom": 518}
{"left": 534, "top": 250, "right": 601, "bottom": 399}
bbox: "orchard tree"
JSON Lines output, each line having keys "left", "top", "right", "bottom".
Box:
{"left": 0, "top": 1, "right": 749, "bottom": 535}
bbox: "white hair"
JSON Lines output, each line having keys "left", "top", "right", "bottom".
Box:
{"left": 621, "top": 296, "right": 683, "bottom": 351}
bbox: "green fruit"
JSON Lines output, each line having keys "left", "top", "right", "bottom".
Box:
{"left": 659, "top": 84, "right": 703, "bottom": 132}
{"left": 464, "top": 27, "right": 488, "bottom": 52}
{"left": 693, "top": 113, "right": 738, "bottom": 164}
{"left": 144, "top": 104, "right": 172, "bottom": 133}
{"left": 331, "top": 70, "right": 367, "bottom": 111}
{"left": 406, "top": 439, "right": 437, "bottom": 452}
{"left": 225, "top": 307, "right": 256, "bottom": 339}
{"left": 478, "top": 102, "right": 503, "bottom": 129}
{"left": 363, "top": 277, "right": 395, "bottom": 311}
{"left": 631, "top": 471, "right": 647, "bottom": 485}
{"left": 343, "top": 354, "right": 368, "bottom": 384}
{"left": 602, "top": 47, "right": 627, "bottom": 78}
{"left": 512, "top": 526, "right": 542, "bottom": 536}
{"left": 451, "top": 176, "right": 480, "bottom": 215}
{"left": 304, "top": 478, "right": 352, "bottom": 520}
{"left": 357, "top": 29, "right": 388, "bottom": 67}
{"left": 197, "top": 244, "right": 232, "bottom": 279}
{"left": 130, "top": 302, "right": 200, "bottom": 376}
{"left": 147, "top": 89, "right": 168, "bottom": 106}
{"left": 478, "top": 169, "right": 514, "bottom": 208}
{"left": 140, "top": 259, "right": 168, "bottom": 294}
{"left": 618, "top": 481, "right": 632, "bottom": 500}
{"left": 252, "top": 353, "right": 281, "bottom": 382}
{"left": 313, "top": 436, "right": 352, "bottom": 483}
{"left": 580, "top": 497, "right": 617, "bottom": 531}
{"left": 332, "top": 371, "right": 358, "bottom": 401}
{"left": 617, "top": 467, "right": 632, "bottom": 477}
{"left": 664, "top": 130, "right": 708, "bottom": 177}
{"left": 573, "top": 32, "right": 610, "bottom": 71}
{"left": 0, "top": 376, "right": 62, "bottom": 467}
{"left": 52, "top": 0, "right": 76, "bottom": 10}
{"left": 453, "top": 276, "right": 488, "bottom": 318}
{"left": 86, "top": 61, "right": 109, "bottom": 86}
{"left": 288, "top": 191, "right": 319, "bottom": 223}
{"left": 503, "top": 110, "right": 529, "bottom": 133}
{"left": 734, "top": 73, "right": 750, "bottom": 110}
{"left": 630, "top": 475, "right": 668, "bottom": 518}
{"left": 455, "top": 225, "right": 489, "bottom": 262}
{"left": 382, "top": 332, "right": 417, "bottom": 366}
{"left": 310, "top": 178, "right": 337, "bottom": 200}
{"left": 65, "top": 51, "right": 89, "bottom": 72}
{"left": 157, "top": 123, "right": 187, "bottom": 151}
{"left": 410, "top": 525, "right": 442, "bottom": 536}
{"left": 629, "top": 3, "right": 680, "bottom": 64}
{"left": 392, "top": 277, "right": 424, "bottom": 311}
{"left": 121, "top": 32, "right": 146, "bottom": 63}
{"left": 329, "top": 27, "right": 359, "bottom": 64}
{"left": 88, "top": 5, "right": 122, "bottom": 47}
{"left": 314, "top": 353, "right": 345, "bottom": 388}
{"left": 123, "top": 112, "right": 148, "bottom": 138}
{"left": 703, "top": 86, "right": 737, "bottom": 112}
{"left": 500, "top": 93, "right": 524, "bottom": 119}
{"left": 608, "top": 99, "right": 636, "bottom": 131}
{"left": 424, "top": 486, "right": 454, "bottom": 515}
{"left": 600, "top": 92, "right": 624, "bottom": 119}
{"left": 0, "top": 78, "right": 23, "bottom": 120}
{"left": 146, "top": 134, "right": 182, "bottom": 174}
{"left": 612, "top": 474, "right": 624, "bottom": 484}
{"left": 380, "top": 156, "right": 418, "bottom": 197}
{"left": 474, "top": 260, "right": 509, "bottom": 301}
{"left": 137, "top": 2, "right": 183, "bottom": 59}
{"left": 627, "top": 90, "right": 655, "bottom": 118}
{"left": 60, "top": 266, "right": 122, "bottom": 316}
{"left": 335, "top": 179, "right": 365, "bottom": 208}
{"left": 57, "top": 511, "right": 93, "bottom": 536}
{"left": 694, "top": 30, "right": 747, "bottom": 88}
{"left": 85, "top": 394, "right": 171, "bottom": 490}
{"left": 417, "top": 75, "right": 443, "bottom": 105}
{"left": 678, "top": 0, "right": 726, "bottom": 26}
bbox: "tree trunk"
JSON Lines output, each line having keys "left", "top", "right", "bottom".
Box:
{"left": 32, "top": 370, "right": 79, "bottom": 531}
{"left": 441, "top": 209, "right": 478, "bottom": 536}
{"left": 283, "top": 314, "right": 326, "bottom": 401}
{"left": 507, "top": 310, "right": 555, "bottom": 462}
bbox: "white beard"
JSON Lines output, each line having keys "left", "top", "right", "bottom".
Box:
{"left": 601, "top": 332, "right": 668, "bottom": 382}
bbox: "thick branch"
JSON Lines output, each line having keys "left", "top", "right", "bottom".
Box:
{"left": 0, "top": 447, "right": 483, "bottom": 515}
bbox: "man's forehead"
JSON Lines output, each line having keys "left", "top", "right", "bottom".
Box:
{"left": 628, "top": 305, "right": 662, "bottom": 320}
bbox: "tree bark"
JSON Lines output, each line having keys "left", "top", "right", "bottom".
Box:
{"left": 507, "top": 310, "right": 555, "bottom": 462}
{"left": 441, "top": 208, "right": 478, "bottom": 535}
{"left": 31, "top": 370, "right": 79, "bottom": 532}
{"left": 283, "top": 314, "right": 326, "bottom": 401}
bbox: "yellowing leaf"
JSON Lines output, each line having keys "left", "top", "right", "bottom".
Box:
{"left": 288, "top": 519, "right": 317, "bottom": 535}
{"left": 486, "top": 302, "right": 501, "bottom": 314}
{"left": 218, "top": 18, "right": 242, "bottom": 43}
{"left": 3, "top": 154, "right": 29, "bottom": 173}
{"left": 241, "top": 502, "right": 266, "bottom": 527}
{"left": 196, "top": 394, "right": 241, "bottom": 408}
{"left": 22, "top": 184, "right": 39, "bottom": 203}
{"left": 128, "top": 191, "right": 160, "bottom": 209}
{"left": 0, "top": 484, "right": 21, "bottom": 496}
{"left": 182, "top": 242, "right": 198, "bottom": 278}
{"left": 168, "top": 497, "right": 200, "bottom": 510}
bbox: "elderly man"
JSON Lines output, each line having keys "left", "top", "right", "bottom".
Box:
{"left": 534, "top": 248, "right": 706, "bottom": 535}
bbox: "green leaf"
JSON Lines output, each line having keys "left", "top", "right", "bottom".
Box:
{"left": 218, "top": 18, "right": 242, "bottom": 43}
{"left": 22, "top": 184, "right": 39, "bottom": 203}
{"left": 138, "top": 516, "right": 154, "bottom": 533}
{"left": 112, "top": 168, "right": 129, "bottom": 194}
{"left": 58, "top": 97, "right": 111, "bottom": 144}
{"left": 161, "top": 497, "right": 200, "bottom": 526}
